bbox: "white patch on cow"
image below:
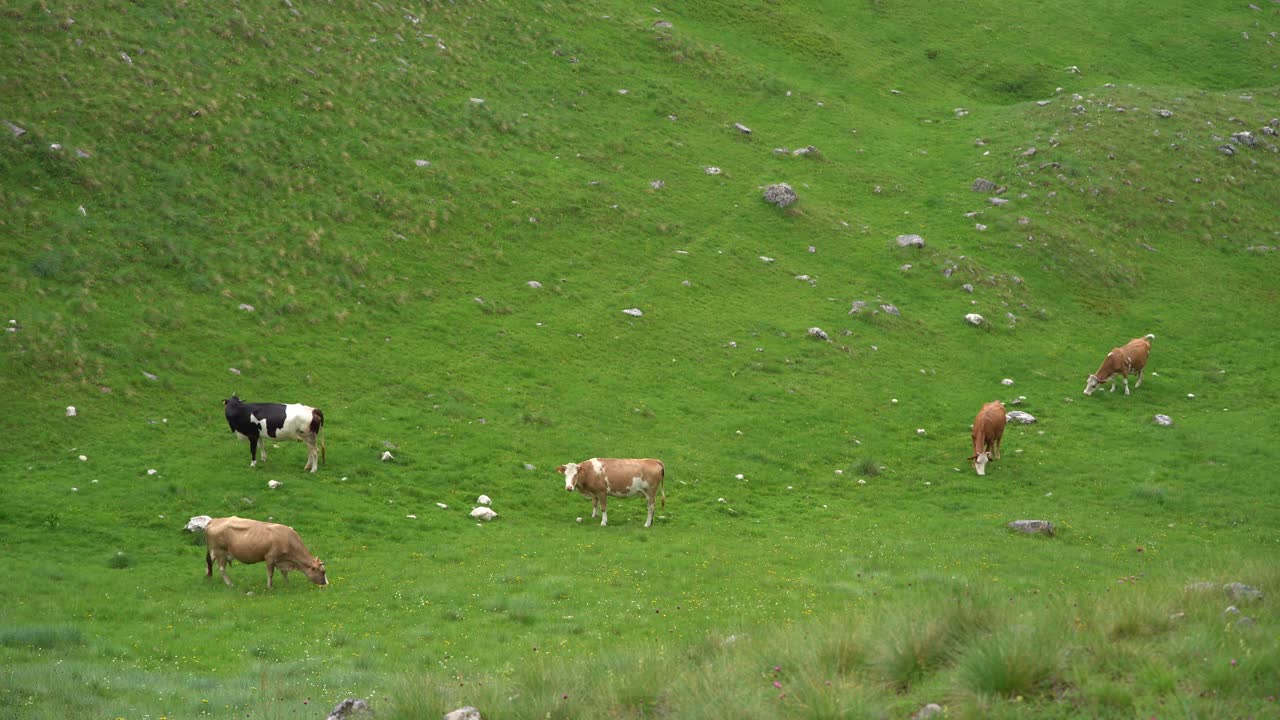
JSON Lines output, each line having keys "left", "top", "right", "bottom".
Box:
{"left": 975, "top": 452, "right": 990, "bottom": 476}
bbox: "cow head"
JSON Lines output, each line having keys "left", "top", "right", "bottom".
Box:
{"left": 223, "top": 394, "right": 242, "bottom": 408}
{"left": 971, "top": 451, "right": 991, "bottom": 476}
{"left": 556, "top": 463, "right": 579, "bottom": 492}
{"left": 302, "top": 558, "right": 328, "bottom": 586}
{"left": 1083, "top": 374, "right": 1101, "bottom": 396}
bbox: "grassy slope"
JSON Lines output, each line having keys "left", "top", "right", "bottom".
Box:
{"left": 2, "top": 1, "right": 1279, "bottom": 717}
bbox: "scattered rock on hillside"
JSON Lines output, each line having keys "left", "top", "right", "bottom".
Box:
{"left": 470, "top": 507, "right": 498, "bottom": 521}
{"left": 879, "top": 303, "right": 901, "bottom": 316}
{"left": 849, "top": 301, "right": 867, "bottom": 314}
{"left": 1232, "top": 131, "right": 1257, "bottom": 147}
{"left": 66, "top": 406, "right": 77, "bottom": 417}
{"left": 653, "top": 20, "right": 673, "bottom": 29}
{"left": 1218, "top": 144, "right": 1236, "bottom": 156}
{"left": 477, "top": 495, "right": 492, "bottom": 506}
{"left": 913, "top": 704, "right": 944, "bottom": 720}
{"left": 792, "top": 145, "right": 819, "bottom": 157}
{"left": 5, "top": 121, "right": 26, "bottom": 137}
{"left": 185, "top": 515, "right": 212, "bottom": 532}
{"left": 704, "top": 166, "right": 722, "bottom": 175}
{"left": 971, "top": 178, "right": 996, "bottom": 192}
{"left": 381, "top": 451, "right": 394, "bottom": 461}
{"left": 1225, "top": 583, "right": 1263, "bottom": 602}
{"left": 733, "top": 122, "right": 752, "bottom": 135}
{"left": 1021, "top": 147, "right": 1037, "bottom": 157}
{"left": 896, "top": 233, "right": 925, "bottom": 248}
{"left": 964, "top": 313, "right": 985, "bottom": 326}
{"left": 622, "top": 308, "right": 643, "bottom": 317}
{"left": 326, "top": 698, "right": 371, "bottom": 720}
{"left": 526, "top": 280, "right": 542, "bottom": 289}
{"left": 267, "top": 480, "right": 282, "bottom": 489}
{"left": 443, "top": 707, "right": 483, "bottom": 720}
{"left": 238, "top": 303, "right": 255, "bottom": 312}
{"left": 1006, "top": 411, "right": 1036, "bottom": 424}
{"left": 763, "top": 183, "right": 797, "bottom": 207}
{"left": 989, "top": 197, "right": 1009, "bottom": 206}
{"left": 1001, "top": 378, "right": 1014, "bottom": 386}
{"left": 1153, "top": 414, "right": 1173, "bottom": 426}
{"left": 1156, "top": 109, "right": 1173, "bottom": 118}
{"left": 962, "top": 283, "right": 974, "bottom": 293}
{"left": 807, "top": 327, "right": 829, "bottom": 341}
{"left": 1008, "top": 519, "right": 1055, "bottom": 536}
{"left": 649, "top": 179, "right": 664, "bottom": 189}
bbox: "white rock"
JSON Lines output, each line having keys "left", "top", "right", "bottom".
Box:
{"left": 238, "top": 303, "right": 255, "bottom": 312}
{"left": 147, "top": 469, "right": 158, "bottom": 475}
{"left": 268, "top": 480, "right": 282, "bottom": 489}
{"left": 895, "top": 234, "right": 926, "bottom": 248}
{"left": 66, "top": 406, "right": 77, "bottom": 417}
{"left": 71, "top": 487, "right": 78, "bottom": 492}
{"left": 436, "top": 503, "right": 448, "bottom": 509}
{"left": 735, "top": 473, "right": 744, "bottom": 479}
{"left": 622, "top": 308, "right": 644, "bottom": 317}
{"left": 964, "top": 313, "right": 985, "bottom": 326}
{"left": 381, "top": 451, "right": 394, "bottom": 461}
{"left": 857, "top": 479, "right": 866, "bottom": 485}
{"left": 1187, "top": 394, "right": 1196, "bottom": 399}
{"left": 1153, "top": 414, "right": 1173, "bottom": 426}
{"left": 470, "top": 97, "right": 485, "bottom": 104}
{"left": 576, "top": 517, "right": 583, "bottom": 523}
{"left": 916, "top": 428, "right": 927, "bottom": 435}
{"left": 184, "top": 515, "right": 213, "bottom": 532}
{"left": 78, "top": 455, "right": 87, "bottom": 462}
{"left": 527, "top": 280, "right": 543, "bottom": 288}
{"left": 1002, "top": 378, "right": 1015, "bottom": 386}
{"left": 414, "top": 159, "right": 430, "bottom": 167}
{"left": 470, "top": 507, "right": 498, "bottom": 521}
{"left": 704, "top": 166, "right": 722, "bottom": 175}
{"left": 477, "top": 494, "right": 492, "bottom": 506}
{"left": 1006, "top": 411, "right": 1037, "bottom": 424}
{"left": 759, "top": 256, "right": 775, "bottom": 263}
{"left": 406, "top": 514, "right": 417, "bottom": 519}
{"left": 891, "top": 398, "right": 898, "bottom": 404}
{"left": 717, "top": 498, "right": 727, "bottom": 503}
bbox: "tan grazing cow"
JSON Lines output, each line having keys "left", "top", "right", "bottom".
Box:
{"left": 1084, "top": 334, "right": 1155, "bottom": 396}
{"left": 556, "top": 458, "right": 666, "bottom": 527}
{"left": 969, "top": 401, "right": 1007, "bottom": 476}
{"left": 204, "top": 516, "right": 328, "bottom": 589}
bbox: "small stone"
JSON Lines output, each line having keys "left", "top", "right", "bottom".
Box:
{"left": 962, "top": 283, "right": 974, "bottom": 293}
{"left": 238, "top": 303, "right": 255, "bottom": 312}
{"left": 414, "top": 159, "right": 431, "bottom": 167}
{"left": 733, "top": 122, "right": 752, "bottom": 134}
{"left": 989, "top": 197, "right": 1009, "bottom": 206}
{"left": 526, "top": 280, "right": 542, "bottom": 289}
{"left": 964, "top": 313, "right": 985, "bottom": 326}
{"left": 1008, "top": 519, "right": 1055, "bottom": 536}
{"left": 66, "top": 406, "right": 77, "bottom": 417}
{"left": 78, "top": 455, "right": 87, "bottom": 462}
{"left": 879, "top": 303, "right": 900, "bottom": 316}
{"left": 381, "top": 451, "right": 394, "bottom": 461}
{"left": 268, "top": 480, "right": 282, "bottom": 489}
{"left": 916, "top": 428, "right": 927, "bottom": 436}
{"left": 913, "top": 703, "right": 944, "bottom": 720}
{"left": 1006, "top": 410, "right": 1036, "bottom": 424}
{"left": 704, "top": 166, "right": 722, "bottom": 175}
{"left": 1021, "top": 147, "right": 1037, "bottom": 157}
{"left": 477, "top": 495, "right": 492, "bottom": 506}
{"left": 1001, "top": 378, "right": 1014, "bottom": 386}
{"left": 849, "top": 301, "right": 867, "bottom": 314}
{"left": 763, "top": 183, "right": 797, "bottom": 207}
{"left": 807, "top": 327, "right": 829, "bottom": 341}
{"left": 971, "top": 178, "right": 996, "bottom": 193}
{"left": 649, "top": 179, "right": 665, "bottom": 189}
{"left": 1224, "top": 583, "right": 1263, "bottom": 602}
{"left": 1153, "top": 414, "right": 1173, "bottom": 426}
{"left": 895, "top": 234, "right": 925, "bottom": 248}
{"left": 622, "top": 308, "right": 643, "bottom": 317}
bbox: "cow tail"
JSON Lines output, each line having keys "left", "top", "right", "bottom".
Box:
{"left": 312, "top": 409, "right": 326, "bottom": 466}
{"left": 660, "top": 462, "right": 667, "bottom": 509}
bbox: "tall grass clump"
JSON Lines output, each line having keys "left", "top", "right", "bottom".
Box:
{"left": 955, "top": 625, "right": 1063, "bottom": 699}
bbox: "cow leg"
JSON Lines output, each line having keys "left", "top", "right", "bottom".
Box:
{"left": 218, "top": 556, "right": 234, "bottom": 587}
{"left": 205, "top": 551, "right": 213, "bottom": 578}
{"left": 1123, "top": 375, "right": 1131, "bottom": 395}
{"left": 599, "top": 495, "right": 608, "bottom": 526}
{"left": 590, "top": 497, "right": 599, "bottom": 519}
{"left": 1135, "top": 368, "right": 1144, "bottom": 388}
{"left": 645, "top": 494, "right": 655, "bottom": 528}
{"left": 266, "top": 562, "right": 275, "bottom": 590}
{"left": 248, "top": 436, "right": 259, "bottom": 467}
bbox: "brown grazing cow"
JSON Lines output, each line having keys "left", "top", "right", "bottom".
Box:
{"left": 556, "top": 458, "right": 666, "bottom": 527}
{"left": 204, "top": 516, "right": 328, "bottom": 589}
{"left": 969, "top": 401, "right": 1007, "bottom": 476}
{"left": 1084, "top": 334, "right": 1155, "bottom": 396}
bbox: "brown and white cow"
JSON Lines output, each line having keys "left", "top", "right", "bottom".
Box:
{"left": 204, "top": 516, "right": 328, "bottom": 589}
{"left": 555, "top": 458, "right": 666, "bottom": 527}
{"left": 1083, "top": 334, "right": 1155, "bottom": 396}
{"left": 969, "top": 401, "right": 1007, "bottom": 476}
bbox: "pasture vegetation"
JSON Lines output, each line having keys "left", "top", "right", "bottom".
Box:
{"left": 2, "top": 0, "right": 1278, "bottom": 717}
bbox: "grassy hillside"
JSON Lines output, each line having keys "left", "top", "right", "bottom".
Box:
{"left": 2, "top": 1, "right": 1278, "bottom": 718}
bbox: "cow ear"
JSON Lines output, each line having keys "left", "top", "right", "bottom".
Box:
{"left": 555, "top": 465, "right": 566, "bottom": 474}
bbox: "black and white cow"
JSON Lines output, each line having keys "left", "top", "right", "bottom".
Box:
{"left": 223, "top": 395, "right": 326, "bottom": 472}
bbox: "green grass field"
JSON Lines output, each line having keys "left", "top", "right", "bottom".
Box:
{"left": 3, "top": 1, "right": 1278, "bottom": 717}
